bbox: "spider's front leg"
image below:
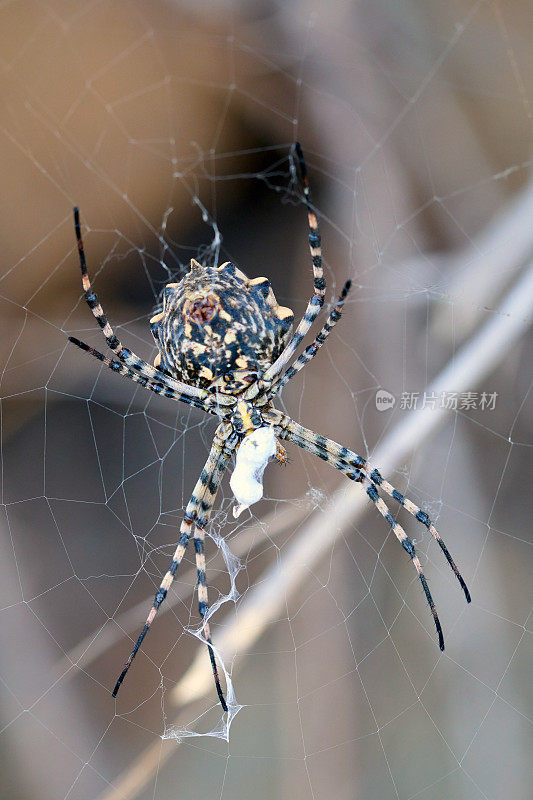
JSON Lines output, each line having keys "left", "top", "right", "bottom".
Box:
{"left": 265, "top": 411, "right": 470, "bottom": 651}
{"left": 112, "top": 423, "right": 236, "bottom": 710}
{"left": 190, "top": 430, "right": 239, "bottom": 711}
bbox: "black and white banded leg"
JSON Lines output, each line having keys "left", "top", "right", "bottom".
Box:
{"left": 112, "top": 424, "right": 235, "bottom": 707}
{"left": 272, "top": 279, "right": 351, "bottom": 395}
{"left": 72, "top": 207, "right": 208, "bottom": 406}
{"left": 274, "top": 416, "right": 470, "bottom": 599}
{"left": 191, "top": 433, "right": 236, "bottom": 712}
{"left": 68, "top": 337, "right": 214, "bottom": 414}
{"left": 260, "top": 143, "right": 326, "bottom": 385}
{"left": 366, "top": 468, "right": 471, "bottom": 603}
{"left": 267, "top": 415, "right": 470, "bottom": 650}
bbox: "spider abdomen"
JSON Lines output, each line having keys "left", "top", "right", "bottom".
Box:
{"left": 150, "top": 259, "right": 294, "bottom": 393}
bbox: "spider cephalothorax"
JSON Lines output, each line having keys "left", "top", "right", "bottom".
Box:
{"left": 150, "top": 260, "right": 294, "bottom": 394}
{"left": 69, "top": 143, "right": 470, "bottom": 714}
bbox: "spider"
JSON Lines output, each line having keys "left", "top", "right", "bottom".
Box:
{"left": 69, "top": 143, "right": 470, "bottom": 712}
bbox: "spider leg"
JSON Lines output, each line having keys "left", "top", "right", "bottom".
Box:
{"left": 260, "top": 143, "right": 326, "bottom": 385}
{"left": 270, "top": 279, "right": 351, "bottom": 396}
{"left": 68, "top": 336, "right": 213, "bottom": 414}
{"left": 112, "top": 424, "right": 235, "bottom": 708}
{"left": 191, "top": 445, "right": 234, "bottom": 712}
{"left": 267, "top": 413, "right": 471, "bottom": 648}
{"left": 277, "top": 423, "right": 445, "bottom": 650}
{"left": 364, "top": 481, "right": 444, "bottom": 650}
{"left": 366, "top": 468, "right": 471, "bottom": 603}
{"left": 72, "top": 208, "right": 207, "bottom": 405}
{"left": 267, "top": 414, "right": 470, "bottom": 605}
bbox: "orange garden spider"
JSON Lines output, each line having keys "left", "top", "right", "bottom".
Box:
{"left": 69, "top": 143, "right": 471, "bottom": 712}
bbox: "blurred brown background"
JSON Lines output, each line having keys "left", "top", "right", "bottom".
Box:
{"left": 1, "top": 1, "right": 532, "bottom": 799}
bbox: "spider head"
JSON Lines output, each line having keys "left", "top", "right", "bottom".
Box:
{"left": 150, "top": 259, "right": 294, "bottom": 394}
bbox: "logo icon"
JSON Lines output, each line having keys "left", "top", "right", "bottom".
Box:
{"left": 375, "top": 389, "right": 396, "bottom": 411}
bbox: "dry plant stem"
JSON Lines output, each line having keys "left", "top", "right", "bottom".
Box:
{"left": 173, "top": 260, "right": 533, "bottom": 705}
{"left": 431, "top": 177, "right": 533, "bottom": 340}
{"left": 98, "top": 262, "right": 533, "bottom": 800}
{"left": 57, "top": 503, "right": 312, "bottom": 679}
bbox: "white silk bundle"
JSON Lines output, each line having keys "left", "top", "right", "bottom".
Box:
{"left": 230, "top": 427, "right": 277, "bottom": 518}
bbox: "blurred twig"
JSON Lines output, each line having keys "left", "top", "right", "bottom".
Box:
{"left": 173, "top": 260, "right": 533, "bottom": 705}
{"left": 431, "top": 176, "right": 533, "bottom": 341}
{"left": 97, "top": 261, "right": 533, "bottom": 800}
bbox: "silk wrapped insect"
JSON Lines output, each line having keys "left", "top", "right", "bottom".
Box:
{"left": 69, "top": 143, "right": 470, "bottom": 711}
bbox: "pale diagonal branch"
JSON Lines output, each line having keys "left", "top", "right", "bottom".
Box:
{"left": 97, "top": 262, "right": 533, "bottom": 800}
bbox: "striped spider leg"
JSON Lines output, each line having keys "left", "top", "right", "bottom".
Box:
{"left": 69, "top": 209, "right": 240, "bottom": 705}
{"left": 191, "top": 427, "right": 238, "bottom": 712}
{"left": 249, "top": 142, "right": 326, "bottom": 396}
{"left": 270, "top": 278, "right": 352, "bottom": 397}
{"left": 68, "top": 336, "right": 215, "bottom": 414}
{"left": 112, "top": 423, "right": 237, "bottom": 709}
{"left": 71, "top": 207, "right": 223, "bottom": 412}
{"left": 263, "top": 411, "right": 471, "bottom": 651}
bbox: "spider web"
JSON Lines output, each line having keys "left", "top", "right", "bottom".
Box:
{"left": 0, "top": 2, "right": 532, "bottom": 799}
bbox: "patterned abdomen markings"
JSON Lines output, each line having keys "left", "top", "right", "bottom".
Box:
{"left": 150, "top": 260, "right": 294, "bottom": 394}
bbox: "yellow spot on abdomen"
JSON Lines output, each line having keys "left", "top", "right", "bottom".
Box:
{"left": 236, "top": 400, "right": 254, "bottom": 433}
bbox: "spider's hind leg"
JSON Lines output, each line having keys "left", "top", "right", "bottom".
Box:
{"left": 271, "top": 279, "right": 351, "bottom": 396}
{"left": 73, "top": 208, "right": 148, "bottom": 372}
{"left": 260, "top": 143, "right": 326, "bottom": 385}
